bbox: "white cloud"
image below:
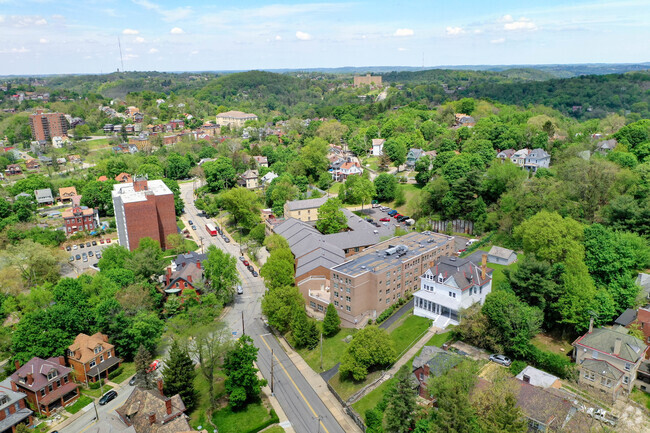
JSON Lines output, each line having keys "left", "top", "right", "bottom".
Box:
{"left": 190, "top": 50, "right": 199, "bottom": 55}
{"left": 39, "top": 38, "right": 48, "bottom": 44}
{"left": 0, "top": 47, "right": 29, "bottom": 54}
{"left": 296, "top": 31, "right": 312, "bottom": 40}
{"left": 394, "top": 28, "right": 414, "bottom": 37}
{"left": 124, "top": 53, "right": 139, "bottom": 60}
{"left": 503, "top": 17, "right": 537, "bottom": 31}
{"left": 398, "top": 47, "right": 407, "bottom": 51}
{"left": 170, "top": 27, "right": 184, "bottom": 34}
{"left": 34, "top": 18, "right": 47, "bottom": 26}
{"left": 135, "top": 36, "right": 145, "bottom": 43}
{"left": 445, "top": 26, "right": 464, "bottom": 36}
{"left": 500, "top": 14, "right": 514, "bottom": 23}
{"left": 148, "top": 48, "right": 159, "bottom": 54}
{"left": 275, "top": 35, "right": 282, "bottom": 41}
{"left": 0, "top": 16, "right": 5, "bottom": 23}
{"left": 491, "top": 37, "right": 506, "bottom": 44}
{"left": 132, "top": 0, "right": 192, "bottom": 22}
{"left": 122, "top": 28, "right": 139, "bottom": 35}
{"left": 474, "top": 29, "right": 483, "bottom": 34}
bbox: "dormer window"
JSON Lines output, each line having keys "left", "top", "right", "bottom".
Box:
{"left": 47, "top": 370, "right": 58, "bottom": 380}
{"left": 438, "top": 274, "right": 444, "bottom": 283}
{"left": 94, "top": 345, "right": 103, "bottom": 354}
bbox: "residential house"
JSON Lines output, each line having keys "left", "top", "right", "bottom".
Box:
{"left": 510, "top": 148, "right": 530, "bottom": 167}
{"left": 614, "top": 309, "right": 637, "bottom": 328}
{"left": 283, "top": 197, "right": 328, "bottom": 222}
{"left": 252, "top": 155, "right": 268, "bottom": 167}
{"left": 486, "top": 246, "right": 517, "bottom": 265}
{"left": 5, "top": 165, "right": 21, "bottom": 176}
{"left": 636, "top": 273, "right": 650, "bottom": 301}
{"left": 51, "top": 136, "right": 69, "bottom": 148}
{"left": 67, "top": 155, "right": 82, "bottom": 164}
{"left": 103, "top": 124, "right": 114, "bottom": 133}
{"left": 113, "top": 125, "right": 123, "bottom": 134}
{"left": 66, "top": 333, "right": 121, "bottom": 384}
{"left": 14, "top": 192, "right": 31, "bottom": 201}
{"left": 97, "top": 175, "right": 109, "bottom": 182}
{"left": 414, "top": 256, "right": 492, "bottom": 328}
{"left": 353, "top": 74, "right": 382, "bottom": 88}
{"left": 238, "top": 169, "right": 259, "bottom": 189}
{"left": 454, "top": 113, "right": 476, "bottom": 128}
{"left": 34, "top": 188, "right": 54, "bottom": 206}
{"left": 25, "top": 159, "right": 40, "bottom": 170}
{"left": 133, "top": 113, "right": 144, "bottom": 123}
{"left": 260, "top": 171, "right": 279, "bottom": 186}
{"left": 10, "top": 357, "right": 79, "bottom": 416}
{"left": 58, "top": 186, "right": 78, "bottom": 204}
{"left": 371, "top": 138, "right": 385, "bottom": 156}
{"left": 62, "top": 205, "right": 100, "bottom": 236}
{"left": 412, "top": 346, "right": 462, "bottom": 399}
{"left": 115, "top": 173, "right": 133, "bottom": 183}
{"left": 116, "top": 381, "right": 194, "bottom": 433}
{"left": 572, "top": 324, "right": 648, "bottom": 399}
{"left": 164, "top": 252, "right": 207, "bottom": 296}
{"left": 597, "top": 139, "right": 617, "bottom": 153}
{"left": 406, "top": 148, "right": 425, "bottom": 169}
{"left": 515, "top": 366, "right": 562, "bottom": 389}
{"left": 332, "top": 161, "right": 362, "bottom": 181}
{"left": 56, "top": 158, "right": 66, "bottom": 165}
{"left": 524, "top": 148, "right": 551, "bottom": 173}
{"left": 215, "top": 110, "right": 258, "bottom": 128}
{"left": 38, "top": 155, "right": 53, "bottom": 166}
{"left": 0, "top": 377, "right": 33, "bottom": 432}
{"left": 632, "top": 308, "right": 650, "bottom": 390}
{"left": 496, "top": 149, "right": 515, "bottom": 160}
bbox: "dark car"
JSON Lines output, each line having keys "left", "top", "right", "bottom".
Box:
{"left": 66, "top": 245, "right": 71, "bottom": 251}
{"left": 397, "top": 215, "right": 409, "bottom": 222}
{"left": 247, "top": 265, "right": 254, "bottom": 272}
{"left": 88, "top": 251, "right": 93, "bottom": 257}
{"left": 98, "top": 390, "right": 118, "bottom": 405}
{"left": 86, "top": 242, "right": 91, "bottom": 247}
{"left": 79, "top": 243, "right": 84, "bottom": 249}
{"left": 387, "top": 210, "right": 397, "bottom": 216}
{"left": 239, "top": 256, "right": 245, "bottom": 261}
{"left": 92, "top": 240, "right": 97, "bottom": 246}
{"left": 251, "top": 270, "right": 258, "bottom": 277}
{"left": 191, "top": 225, "right": 197, "bottom": 230}
{"left": 188, "top": 220, "right": 193, "bottom": 225}
{"left": 365, "top": 217, "right": 373, "bottom": 223}
{"left": 243, "top": 260, "right": 250, "bottom": 266}
{"left": 96, "top": 252, "right": 102, "bottom": 259}
{"left": 372, "top": 222, "right": 381, "bottom": 227}
{"left": 129, "top": 375, "right": 137, "bottom": 386}
{"left": 223, "top": 236, "right": 230, "bottom": 243}
{"left": 489, "top": 354, "right": 512, "bottom": 367}
{"left": 75, "top": 254, "right": 81, "bottom": 260}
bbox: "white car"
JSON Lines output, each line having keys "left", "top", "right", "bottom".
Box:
{"left": 237, "top": 285, "right": 243, "bottom": 294}
{"left": 466, "top": 238, "right": 479, "bottom": 247}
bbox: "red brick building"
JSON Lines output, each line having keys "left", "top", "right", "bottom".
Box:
{"left": 10, "top": 357, "right": 79, "bottom": 416}
{"left": 66, "top": 333, "right": 121, "bottom": 385}
{"left": 29, "top": 110, "right": 68, "bottom": 142}
{"left": 112, "top": 178, "right": 177, "bottom": 251}
{"left": 62, "top": 205, "right": 99, "bottom": 236}
{"left": 0, "top": 377, "right": 33, "bottom": 432}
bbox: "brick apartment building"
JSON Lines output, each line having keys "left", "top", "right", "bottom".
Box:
{"left": 66, "top": 333, "right": 121, "bottom": 385}
{"left": 112, "top": 178, "right": 177, "bottom": 251}
{"left": 0, "top": 377, "right": 33, "bottom": 433}
{"left": 29, "top": 110, "right": 68, "bottom": 142}
{"left": 10, "top": 357, "right": 79, "bottom": 416}
{"left": 300, "top": 231, "right": 455, "bottom": 327}
{"left": 353, "top": 74, "right": 382, "bottom": 88}
{"left": 62, "top": 205, "right": 100, "bottom": 236}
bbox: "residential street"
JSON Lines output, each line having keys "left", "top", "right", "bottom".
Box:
{"left": 58, "top": 384, "right": 133, "bottom": 433}
{"left": 179, "top": 181, "right": 346, "bottom": 433}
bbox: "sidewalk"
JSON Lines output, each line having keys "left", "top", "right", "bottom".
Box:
{"left": 257, "top": 367, "right": 296, "bottom": 433}
{"left": 275, "top": 336, "right": 363, "bottom": 433}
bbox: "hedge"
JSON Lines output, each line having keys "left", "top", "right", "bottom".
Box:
{"left": 108, "top": 366, "right": 124, "bottom": 380}
{"left": 89, "top": 379, "right": 106, "bottom": 390}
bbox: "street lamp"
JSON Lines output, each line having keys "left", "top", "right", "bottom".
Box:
{"left": 199, "top": 237, "right": 204, "bottom": 254}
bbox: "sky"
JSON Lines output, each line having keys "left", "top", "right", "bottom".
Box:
{"left": 0, "top": 0, "right": 649, "bottom": 75}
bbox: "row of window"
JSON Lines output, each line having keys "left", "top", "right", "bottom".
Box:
{"left": 583, "top": 370, "right": 627, "bottom": 386}
{"left": 39, "top": 375, "right": 69, "bottom": 397}
{"left": 332, "top": 300, "right": 352, "bottom": 312}
{"left": 88, "top": 351, "right": 113, "bottom": 368}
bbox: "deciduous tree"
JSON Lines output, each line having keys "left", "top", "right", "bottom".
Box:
{"left": 203, "top": 245, "right": 240, "bottom": 303}
{"left": 316, "top": 198, "right": 347, "bottom": 234}
{"left": 223, "top": 335, "right": 267, "bottom": 410}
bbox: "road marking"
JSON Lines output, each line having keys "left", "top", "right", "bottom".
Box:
{"left": 259, "top": 333, "right": 272, "bottom": 336}
{"left": 260, "top": 334, "right": 330, "bottom": 433}
{"left": 78, "top": 417, "right": 98, "bottom": 433}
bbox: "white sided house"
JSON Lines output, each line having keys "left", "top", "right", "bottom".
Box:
{"left": 414, "top": 256, "right": 492, "bottom": 328}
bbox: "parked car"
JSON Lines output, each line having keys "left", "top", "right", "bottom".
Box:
{"left": 86, "top": 242, "right": 91, "bottom": 247}
{"left": 243, "top": 260, "right": 250, "bottom": 266}
{"left": 247, "top": 265, "right": 254, "bottom": 272}
{"left": 191, "top": 225, "right": 197, "bottom": 230}
{"left": 82, "top": 253, "right": 88, "bottom": 262}
{"left": 66, "top": 245, "right": 71, "bottom": 251}
{"left": 106, "top": 238, "right": 111, "bottom": 243}
{"left": 239, "top": 256, "right": 245, "bottom": 261}
{"left": 88, "top": 251, "right": 93, "bottom": 257}
{"left": 129, "top": 376, "right": 137, "bottom": 386}
{"left": 75, "top": 254, "right": 81, "bottom": 261}
{"left": 146, "top": 360, "right": 160, "bottom": 373}
{"left": 237, "top": 285, "right": 243, "bottom": 294}
{"left": 223, "top": 236, "right": 230, "bottom": 243}
{"left": 393, "top": 213, "right": 402, "bottom": 219}
{"left": 489, "top": 354, "right": 512, "bottom": 367}
{"left": 73, "top": 244, "right": 78, "bottom": 250}
{"left": 100, "top": 239, "right": 105, "bottom": 244}
{"left": 79, "top": 243, "right": 84, "bottom": 249}
{"left": 96, "top": 252, "right": 102, "bottom": 259}
{"left": 397, "top": 215, "right": 409, "bottom": 222}
{"left": 380, "top": 217, "right": 390, "bottom": 222}
{"left": 69, "top": 256, "right": 74, "bottom": 262}
{"left": 251, "top": 270, "right": 258, "bottom": 277}
{"left": 365, "top": 217, "right": 373, "bottom": 223}
{"left": 466, "top": 238, "right": 479, "bottom": 247}
{"left": 98, "top": 390, "right": 118, "bottom": 405}
{"left": 92, "top": 240, "right": 97, "bottom": 246}
{"left": 188, "top": 220, "right": 193, "bottom": 225}
{"left": 387, "top": 210, "right": 397, "bottom": 216}
{"left": 372, "top": 222, "right": 381, "bottom": 227}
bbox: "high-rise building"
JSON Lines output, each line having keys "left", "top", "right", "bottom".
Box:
{"left": 111, "top": 178, "right": 177, "bottom": 251}
{"left": 29, "top": 109, "right": 68, "bottom": 142}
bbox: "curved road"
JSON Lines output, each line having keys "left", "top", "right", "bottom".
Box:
{"left": 180, "top": 181, "right": 345, "bottom": 433}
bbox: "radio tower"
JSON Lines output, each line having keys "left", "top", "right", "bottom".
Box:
{"left": 118, "top": 36, "right": 125, "bottom": 72}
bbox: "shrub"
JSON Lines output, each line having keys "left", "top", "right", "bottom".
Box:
{"left": 527, "top": 344, "right": 574, "bottom": 379}
{"left": 108, "top": 366, "right": 123, "bottom": 380}
{"left": 88, "top": 379, "right": 105, "bottom": 390}
{"left": 509, "top": 360, "right": 527, "bottom": 376}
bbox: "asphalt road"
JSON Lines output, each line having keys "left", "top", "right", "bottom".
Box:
{"left": 59, "top": 385, "right": 133, "bottom": 433}
{"left": 180, "top": 181, "right": 345, "bottom": 433}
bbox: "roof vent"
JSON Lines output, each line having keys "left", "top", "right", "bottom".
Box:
{"left": 427, "top": 238, "right": 435, "bottom": 243}
{"left": 450, "top": 257, "right": 456, "bottom": 261}
{"left": 361, "top": 265, "right": 367, "bottom": 270}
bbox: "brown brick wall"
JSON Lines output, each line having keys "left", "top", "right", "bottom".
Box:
{"left": 124, "top": 193, "right": 176, "bottom": 251}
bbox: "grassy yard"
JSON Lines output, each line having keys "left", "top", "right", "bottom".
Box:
{"left": 395, "top": 183, "right": 423, "bottom": 216}
{"left": 177, "top": 219, "right": 186, "bottom": 230}
{"left": 361, "top": 156, "right": 380, "bottom": 171}
{"left": 631, "top": 389, "right": 650, "bottom": 410}
{"left": 65, "top": 395, "right": 93, "bottom": 414}
{"left": 422, "top": 330, "right": 454, "bottom": 349}
{"left": 296, "top": 328, "right": 356, "bottom": 373}
{"left": 329, "top": 370, "right": 383, "bottom": 401}
{"left": 531, "top": 332, "right": 573, "bottom": 356}
{"left": 387, "top": 313, "right": 432, "bottom": 357}
{"left": 81, "top": 384, "right": 113, "bottom": 398}
{"left": 328, "top": 182, "right": 342, "bottom": 195}
{"left": 212, "top": 400, "right": 278, "bottom": 433}
{"left": 189, "top": 369, "right": 226, "bottom": 428}
{"left": 111, "top": 362, "right": 135, "bottom": 384}
{"left": 262, "top": 426, "right": 286, "bottom": 433}
{"left": 184, "top": 239, "right": 199, "bottom": 251}
{"left": 351, "top": 375, "right": 395, "bottom": 416}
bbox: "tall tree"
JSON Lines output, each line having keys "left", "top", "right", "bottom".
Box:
{"left": 323, "top": 303, "right": 341, "bottom": 337}
{"left": 428, "top": 361, "right": 479, "bottom": 433}
{"left": 162, "top": 340, "right": 198, "bottom": 411}
{"left": 192, "top": 323, "right": 231, "bottom": 409}
{"left": 203, "top": 245, "right": 240, "bottom": 303}
{"left": 374, "top": 173, "right": 398, "bottom": 202}
{"left": 203, "top": 157, "right": 237, "bottom": 193}
{"left": 166, "top": 152, "right": 191, "bottom": 180}
{"left": 126, "top": 237, "right": 167, "bottom": 281}
{"left": 134, "top": 344, "right": 155, "bottom": 389}
{"left": 261, "top": 285, "right": 304, "bottom": 333}
{"left": 259, "top": 248, "right": 295, "bottom": 291}
{"left": 291, "top": 307, "right": 319, "bottom": 349}
{"left": 384, "top": 366, "right": 417, "bottom": 433}
{"left": 340, "top": 326, "right": 395, "bottom": 381}
{"left": 316, "top": 198, "right": 347, "bottom": 234}
{"left": 223, "top": 335, "right": 267, "bottom": 410}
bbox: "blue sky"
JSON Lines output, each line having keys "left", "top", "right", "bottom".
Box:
{"left": 1, "top": 0, "right": 649, "bottom": 75}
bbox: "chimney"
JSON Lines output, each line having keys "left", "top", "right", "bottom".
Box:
{"left": 102, "top": 334, "right": 109, "bottom": 343}
{"left": 196, "top": 261, "right": 201, "bottom": 269}
{"left": 165, "top": 398, "right": 172, "bottom": 415}
{"left": 166, "top": 267, "right": 172, "bottom": 285}
{"left": 588, "top": 317, "right": 594, "bottom": 334}
{"left": 75, "top": 349, "right": 81, "bottom": 360}
{"left": 614, "top": 338, "right": 622, "bottom": 356}
{"left": 148, "top": 412, "right": 156, "bottom": 425}
{"left": 14, "top": 360, "right": 20, "bottom": 370}
{"left": 27, "top": 373, "right": 33, "bottom": 385}
{"left": 59, "top": 356, "right": 65, "bottom": 366}
{"left": 187, "top": 275, "right": 192, "bottom": 283}
{"left": 157, "top": 378, "right": 164, "bottom": 397}
{"left": 481, "top": 254, "right": 487, "bottom": 280}
{"left": 10, "top": 381, "right": 17, "bottom": 392}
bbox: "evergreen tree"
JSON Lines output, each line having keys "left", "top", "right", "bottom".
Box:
{"left": 384, "top": 366, "right": 417, "bottom": 433}
{"left": 134, "top": 344, "right": 155, "bottom": 389}
{"left": 223, "top": 335, "right": 267, "bottom": 410}
{"left": 365, "top": 408, "right": 384, "bottom": 433}
{"left": 162, "top": 340, "right": 198, "bottom": 411}
{"left": 322, "top": 303, "right": 341, "bottom": 337}
{"left": 291, "top": 307, "right": 319, "bottom": 349}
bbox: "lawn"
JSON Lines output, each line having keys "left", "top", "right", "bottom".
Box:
{"left": 631, "top": 389, "right": 650, "bottom": 410}
{"left": 296, "top": 328, "right": 356, "bottom": 372}
{"left": 111, "top": 362, "right": 135, "bottom": 384}
{"left": 387, "top": 313, "right": 432, "bottom": 358}
{"left": 81, "top": 384, "right": 113, "bottom": 398}
{"left": 189, "top": 369, "right": 226, "bottom": 428}
{"left": 422, "top": 330, "right": 454, "bottom": 349}
{"left": 184, "top": 239, "right": 199, "bottom": 251}
{"left": 212, "top": 400, "right": 278, "bottom": 433}
{"left": 351, "top": 375, "right": 396, "bottom": 416}
{"left": 362, "top": 156, "right": 380, "bottom": 171}
{"left": 262, "top": 426, "right": 286, "bottom": 433}
{"left": 329, "top": 370, "right": 383, "bottom": 402}
{"left": 394, "top": 183, "right": 423, "bottom": 216}
{"left": 65, "top": 395, "right": 93, "bottom": 414}
{"left": 531, "top": 332, "right": 573, "bottom": 356}
{"left": 177, "top": 219, "right": 186, "bottom": 230}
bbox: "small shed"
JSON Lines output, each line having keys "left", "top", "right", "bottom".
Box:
{"left": 516, "top": 366, "right": 562, "bottom": 389}
{"left": 487, "top": 246, "right": 517, "bottom": 265}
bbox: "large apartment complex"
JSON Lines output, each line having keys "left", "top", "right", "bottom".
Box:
{"left": 29, "top": 110, "right": 68, "bottom": 142}
{"left": 299, "top": 231, "right": 455, "bottom": 327}
{"left": 112, "top": 178, "right": 177, "bottom": 251}
{"left": 215, "top": 110, "right": 258, "bottom": 128}
{"left": 283, "top": 196, "right": 328, "bottom": 222}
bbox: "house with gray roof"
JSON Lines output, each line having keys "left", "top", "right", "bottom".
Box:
{"left": 636, "top": 273, "right": 650, "bottom": 301}
{"left": 283, "top": 197, "right": 328, "bottom": 222}
{"left": 516, "top": 366, "right": 561, "bottom": 389}
{"left": 0, "top": 377, "right": 33, "bottom": 432}
{"left": 34, "top": 188, "right": 54, "bottom": 205}
{"left": 406, "top": 148, "right": 425, "bottom": 168}
{"left": 573, "top": 324, "right": 648, "bottom": 399}
{"left": 597, "top": 138, "right": 617, "bottom": 153}
{"left": 487, "top": 246, "right": 517, "bottom": 265}
{"left": 412, "top": 346, "right": 462, "bottom": 399}
{"left": 524, "top": 148, "right": 551, "bottom": 173}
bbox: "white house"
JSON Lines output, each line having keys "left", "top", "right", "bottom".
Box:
{"left": 371, "top": 138, "right": 385, "bottom": 156}
{"left": 510, "top": 148, "right": 530, "bottom": 167}
{"left": 414, "top": 257, "right": 492, "bottom": 328}
{"left": 487, "top": 246, "right": 517, "bottom": 265}
{"left": 260, "top": 171, "right": 279, "bottom": 186}
{"left": 524, "top": 148, "right": 551, "bottom": 173}
{"left": 332, "top": 161, "right": 363, "bottom": 181}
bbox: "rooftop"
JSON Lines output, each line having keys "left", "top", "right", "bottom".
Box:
{"left": 112, "top": 180, "right": 173, "bottom": 204}
{"left": 68, "top": 332, "right": 114, "bottom": 364}
{"left": 116, "top": 387, "right": 192, "bottom": 433}
{"left": 574, "top": 327, "right": 647, "bottom": 363}
{"left": 515, "top": 366, "right": 560, "bottom": 388}
{"left": 216, "top": 110, "right": 258, "bottom": 119}
{"left": 284, "top": 196, "right": 328, "bottom": 212}
{"left": 11, "top": 357, "right": 72, "bottom": 392}
{"left": 487, "top": 246, "right": 515, "bottom": 259}
{"left": 425, "top": 256, "right": 492, "bottom": 290}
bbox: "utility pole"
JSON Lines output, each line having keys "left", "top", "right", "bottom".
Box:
{"left": 242, "top": 311, "right": 245, "bottom": 336}
{"left": 317, "top": 415, "right": 322, "bottom": 433}
{"left": 320, "top": 332, "right": 323, "bottom": 371}
{"left": 270, "top": 349, "right": 274, "bottom": 395}
{"left": 93, "top": 399, "right": 99, "bottom": 421}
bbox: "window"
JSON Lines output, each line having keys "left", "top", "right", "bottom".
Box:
{"left": 48, "top": 384, "right": 53, "bottom": 392}
{"left": 89, "top": 360, "right": 96, "bottom": 368}
{"left": 623, "top": 376, "right": 630, "bottom": 385}
{"left": 318, "top": 305, "right": 324, "bottom": 312}
{"left": 600, "top": 377, "right": 612, "bottom": 387}
{"left": 56, "top": 380, "right": 61, "bottom": 387}
{"left": 40, "top": 389, "right": 45, "bottom": 397}
{"left": 346, "top": 287, "right": 351, "bottom": 294}
{"left": 386, "top": 289, "right": 390, "bottom": 294}
{"left": 310, "top": 301, "right": 316, "bottom": 308}
{"left": 346, "top": 306, "right": 351, "bottom": 312}
{"left": 100, "top": 355, "right": 104, "bottom": 362}
{"left": 334, "top": 292, "right": 338, "bottom": 298}
{"left": 625, "top": 362, "right": 632, "bottom": 371}
{"left": 386, "top": 298, "right": 390, "bottom": 304}
{"left": 107, "top": 351, "right": 112, "bottom": 359}
{"left": 354, "top": 247, "right": 359, "bottom": 252}
{"left": 47, "top": 370, "right": 58, "bottom": 380}
{"left": 346, "top": 296, "right": 351, "bottom": 302}
{"left": 334, "top": 301, "right": 339, "bottom": 307}
{"left": 63, "top": 376, "right": 68, "bottom": 383}
{"left": 94, "top": 346, "right": 103, "bottom": 354}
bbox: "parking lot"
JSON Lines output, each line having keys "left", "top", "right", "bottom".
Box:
{"left": 64, "top": 238, "right": 116, "bottom": 271}
{"left": 355, "top": 206, "right": 414, "bottom": 237}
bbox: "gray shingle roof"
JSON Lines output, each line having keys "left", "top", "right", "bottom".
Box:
{"left": 515, "top": 366, "right": 560, "bottom": 388}
{"left": 412, "top": 346, "right": 462, "bottom": 377}
{"left": 487, "top": 246, "right": 515, "bottom": 260}
{"left": 296, "top": 247, "right": 345, "bottom": 278}
{"left": 284, "top": 197, "right": 328, "bottom": 211}
{"left": 431, "top": 256, "right": 491, "bottom": 290}
{"left": 580, "top": 359, "right": 624, "bottom": 381}
{"left": 574, "top": 327, "right": 646, "bottom": 363}
{"left": 615, "top": 309, "right": 637, "bottom": 327}
{"left": 34, "top": 188, "right": 54, "bottom": 203}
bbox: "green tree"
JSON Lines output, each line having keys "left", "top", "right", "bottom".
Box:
{"left": 263, "top": 234, "right": 289, "bottom": 251}
{"left": 340, "top": 326, "right": 395, "bottom": 381}
{"left": 300, "top": 137, "right": 330, "bottom": 181}
{"left": 261, "top": 285, "right": 304, "bottom": 333}
{"left": 203, "top": 157, "right": 237, "bottom": 193}
{"left": 162, "top": 178, "right": 185, "bottom": 216}
{"left": 2, "top": 240, "right": 64, "bottom": 288}
{"left": 249, "top": 223, "right": 266, "bottom": 245}
{"left": 166, "top": 152, "right": 191, "bottom": 180}
{"left": 514, "top": 211, "right": 583, "bottom": 264}
{"left": 134, "top": 344, "right": 155, "bottom": 389}
{"left": 291, "top": 307, "right": 319, "bottom": 349}
{"left": 81, "top": 180, "right": 117, "bottom": 216}
{"left": 12, "top": 196, "right": 36, "bottom": 222}
{"left": 162, "top": 339, "right": 198, "bottom": 411}
{"left": 504, "top": 255, "right": 562, "bottom": 319}
{"left": 126, "top": 237, "right": 167, "bottom": 281}
{"left": 481, "top": 160, "right": 527, "bottom": 204}
{"left": 374, "top": 173, "right": 398, "bottom": 202}
{"left": 322, "top": 303, "right": 341, "bottom": 337}
{"left": 260, "top": 248, "right": 295, "bottom": 291}
{"left": 192, "top": 323, "right": 231, "bottom": 409}
{"left": 384, "top": 138, "right": 407, "bottom": 171}
{"left": 203, "top": 245, "right": 240, "bottom": 303}
{"left": 223, "top": 335, "right": 267, "bottom": 410}
{"left": 428, "top": 361, "right": 479, "bottom": 433}
{"left": 316, "top": 198, "right": 347, "bottom": 234}
{"left": 218, "top": 187, "right": 261, "bottom": 230}
{"left": 384, "top": 366, "right": 417, "bottom": 433}
{"left": 97, "top": 245, "right": 132, "bottom": 271}
{"left": 471, "top": 371, "right": 527, "bottom": 433}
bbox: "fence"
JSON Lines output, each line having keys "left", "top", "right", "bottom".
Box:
{"left": 429, "top": 219, "right": 474, "bottom": 234}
